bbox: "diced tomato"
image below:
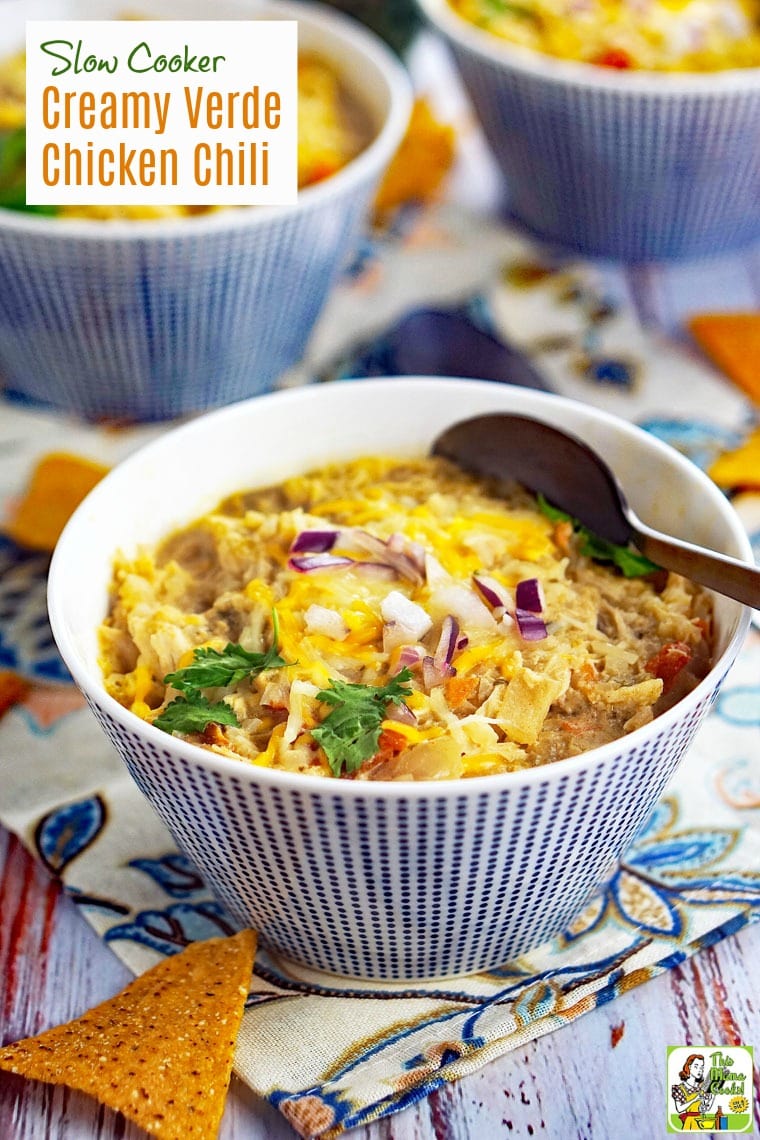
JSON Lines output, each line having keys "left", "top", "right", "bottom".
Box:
{"left": 377, "top": 729, "right": 408, "bottom": 758}
{"left": 202, "top": 722, "right": 227, "bottom": 746}
{"left": 644, "top": 641, "right": 692, "bottom": 692}
{"left": 305, "top": 160, "right": 339, "bottom": 186}
{"left": 593, "top": 48, "right": 632, "bottom": 69}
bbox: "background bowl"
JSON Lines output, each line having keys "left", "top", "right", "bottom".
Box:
{"left": 0, "top": 0, "right": 411, "bottom": 421}
{"left": 49, "top": 378, "right": 751, "bottom": 980}
{"left": 418, "top": 0, "right": 760, "bottom": 261}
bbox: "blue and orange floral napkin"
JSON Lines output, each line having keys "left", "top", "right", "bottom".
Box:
{"left": 1, "top": 205, "right": 759, "bottom": 1138}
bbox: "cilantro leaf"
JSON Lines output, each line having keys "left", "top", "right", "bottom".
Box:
{"left": 537, "top": 493, "right": 659, "bottom": 578}
{"left": 0, "top": 128, "right": 26, "bottom": 181}
{"left": 164, "top": 609, "right": 292, "bottom": 694}
{"left": 153, "top": 695, "right": 239, "bottom": 735}
{"left": 576, "top": 530, "right": 660, "bottom": 577}
{"left": 312, "top": 669, "right": 413, "bottom": 777}
{"left": 0, "top": 129, "right": 56, "bottom": 214}
{"left": 482, "top": 0, "right": 537, "bottom": 19}
{"left": 536, "top": 494, "right": 571, "bottom": 524}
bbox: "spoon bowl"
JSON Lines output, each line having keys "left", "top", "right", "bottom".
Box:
{"left": 433, "top": 413, "right": 760, "bottom": 610}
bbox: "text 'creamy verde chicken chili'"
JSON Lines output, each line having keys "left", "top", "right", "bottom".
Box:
{"left": 100, "top": 456, "right": 713, "bottom": 780}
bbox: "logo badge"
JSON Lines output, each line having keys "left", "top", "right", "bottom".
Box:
{"left": 667, "top": 1046, "right": 754, "bottom": 1133}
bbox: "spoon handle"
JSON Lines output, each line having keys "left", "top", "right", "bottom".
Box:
{"left": 630, "top": 517, "right": 760, "bottom": 609}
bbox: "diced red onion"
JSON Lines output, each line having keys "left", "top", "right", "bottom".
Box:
{"left": 353, "top": 561, "right": 399, "bottom": 580}
{"left": 394, "top": 644, "right": 426, "bottom": 673}
{"left": 346, "top": 528, "right": 424, "bottom": 584}
{"left": 472, "top": 573, "right": 510, "bottom": 611}
{"left": 434, "top": 615, "right": 460, "bottom": 671}
{"left": 385, "top": 701, "right": 417, "bottom": 726}
{"left": 456, "top": 635, "right": 469, "bottom": 651}
{"left": 290, "top": 530, "right": 339, "bottom": 554}
{"left": 515, "top": 609, "right": 548, "bottom": 641}
{"left": 290, "top": 527, "right": 425, "bottom": 582}
{"left": 422, "top": 655, "right": 456, "bottom": 691}
{"left": 387, "top": 532, "right": 427, "bottom": 577}
{"left": 288, "top": 553, "right": 354, "bottom": 573}
{"left": 288, "top": 553, "right": 397, "bottom": 579}
{"left": 516, "top": 578, "right": 545, "bottom": 613}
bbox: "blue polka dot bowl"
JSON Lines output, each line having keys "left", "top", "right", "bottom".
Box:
{"left": 48, "top": 379, "right": 751, "bottom": 980}
{"left": 0, "top": 0, "right": 411, "bottom": 421}
{"left": 418, "top": 0, "right": 760, "bottom": 261}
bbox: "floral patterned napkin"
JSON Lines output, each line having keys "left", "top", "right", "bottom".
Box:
{"left": 1, "top": 204, "right": 759, "bottom": 1139}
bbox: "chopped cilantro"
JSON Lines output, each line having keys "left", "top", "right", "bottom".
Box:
{"left": 312, "top": 669, "right": 414, "bottom": 778}
{"left": 482, "top": 0, "right": 537, "bottom": 19}
{"left": 0, "top": 129, "right": 56, "bottom": 214}
{"left": 164, "top": 610, "right": 292, "bottom": 695}
{"left": 537, "top": 493, "right": 659, "bottom": 578}
{"left": 153, "top": 695, "right": 239, "bottom": 735}
{"left": 0, "top": 128, "right": 26, "bottom": 180}
{"left": 154, "top": 608, "right": 292, "bottom": 739}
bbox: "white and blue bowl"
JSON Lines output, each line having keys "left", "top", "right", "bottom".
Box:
{"left": 0, "top": 0, "right": 411, "bottom": 421}
{"left": 418, "top": 0, "right": 760, "bottom": 261}
{"left": 48, "top": 379, "right": 751, "bottom": 980}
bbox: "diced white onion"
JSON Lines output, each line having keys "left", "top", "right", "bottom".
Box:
{"left": 425, "top": 553, "right": 451, "bottom": 587}
{"left": 380, "top": 590, "right": 433, "bottom": 641}
{"left": 284, "top": 679, "right": 320, "bottom": 744}
{"left": 304, "top": 604, "right": 349, "bottom": 641}
{"left": 430, "top": 584, "right": 497, "bottom": 631}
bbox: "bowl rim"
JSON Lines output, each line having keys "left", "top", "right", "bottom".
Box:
{"left": 417, "top": 0, "right": 760, "bottom": 94}
{"left": 48, "top": 377, "right": 752, "bottom": 799}
{"left": 0, "top": 0, "right": 413, "bottom": 240}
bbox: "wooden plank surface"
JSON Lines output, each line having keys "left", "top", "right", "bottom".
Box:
{"left": 2, "top": 827, "right": 758, "bottom": 1138}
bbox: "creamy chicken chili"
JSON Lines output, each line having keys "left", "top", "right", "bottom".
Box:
{"left": 100, "top": 456, "right": 713, "bottom": 779}
{"left": 450, "top": 0, "right": 760, "bottom": 71}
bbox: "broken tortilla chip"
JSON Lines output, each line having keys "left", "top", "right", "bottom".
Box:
{"left": 374, "top": 98, "right": 456, "bottom": 219}
{"left": 0, "top": 928, "right": 256, "bottom": 1140}
{"left": 0, "top": 670, "right": 29, "bottom": 719}
{"left": 708, "top": 425, "right": 760, "bottom": 492}
{"left": 689, "top": 313, "right": 760, "bottom": 405}
{"left": 4, "top": 452, "right": 110, "bottom": 553}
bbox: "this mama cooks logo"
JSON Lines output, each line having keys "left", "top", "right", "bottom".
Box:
{"left": 667, "top": 1046, "right": 753, "bottom": 1133}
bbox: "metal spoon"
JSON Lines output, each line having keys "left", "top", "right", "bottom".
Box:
{"left": 432, "top": 413, "right": 760, "bottom": 609}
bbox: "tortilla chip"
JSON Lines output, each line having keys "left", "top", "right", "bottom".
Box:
{"left": 708, "top": 425, "right": 760, "bottom": 492}
{"left": 689, "top": 313, "right": 760, "bottom": 405}
{"left": 0, "top": 670, "right": 29, "bottom": 719}
{"left": 4, "top": 452, "right": 110, "bottom": 552}
{"left": 0, "top": 928, "right": 256, "bottom": 1139}
{"left": 374, "top": 98, "right": 456, "bottom": 218}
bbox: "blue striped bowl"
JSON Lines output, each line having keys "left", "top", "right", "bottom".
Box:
{"left": 0, "top": 0, "right": 411, "bottom": 421}
{"left": 418, "top": 0, "right": 760, "bottom": 260}
{"left": 48, "top": 379, "right": 751, "bottom": 980}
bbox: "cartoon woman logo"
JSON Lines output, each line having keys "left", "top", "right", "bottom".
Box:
{"left": 671, "top": 1054, "right": 715, "bottom": 1130}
